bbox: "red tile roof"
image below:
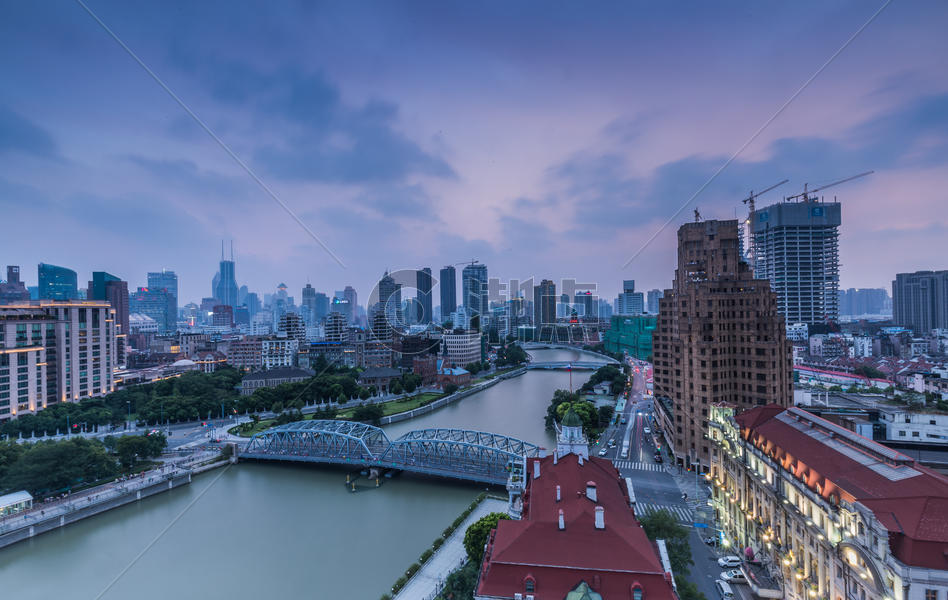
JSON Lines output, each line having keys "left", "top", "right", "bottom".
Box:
{"left": 736, "top": 406, "right": 948, "bottom": 570}
{"left": 476, "top": 453, "right": 678, "bottom": 600}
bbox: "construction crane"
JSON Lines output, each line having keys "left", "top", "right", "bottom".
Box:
{"left": 741, "top": 179, "right": 789, "bottom": 215}
{"left": 785, "top": 171, "right": 874, "bottom": 203}
{"left": 454, "top": 259, "right": 480, "bottom": 268}
{"left": 739, "top": 180, "right": 787, "bottom": 272}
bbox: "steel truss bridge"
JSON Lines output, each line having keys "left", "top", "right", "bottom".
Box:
{"left": 240, "top": 420, "right": 542, "bottom": 487}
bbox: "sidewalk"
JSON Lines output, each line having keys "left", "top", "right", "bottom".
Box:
{"left": 393, "top": 497, "right": 508, "bottom": 600}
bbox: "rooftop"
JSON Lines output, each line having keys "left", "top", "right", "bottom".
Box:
{"left": 477, "top": 453, "right": 676, "bottom": 600}
{"left": 242, "top": 367, "right": 314, "bottom": 382}
{"left": 737, "top": 405, "right": 948, "bottom": 570}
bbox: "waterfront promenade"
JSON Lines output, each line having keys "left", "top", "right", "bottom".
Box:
{"left": 393, "top": 497, "right": 508, "bottom": 600}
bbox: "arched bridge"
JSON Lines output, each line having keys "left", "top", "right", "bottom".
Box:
{"left": 239, "top": 420, "right": 542, "bottom": 487}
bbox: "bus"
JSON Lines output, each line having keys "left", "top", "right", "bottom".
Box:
{"left": 624, "top": 477, "right": 636, "bottom": 507}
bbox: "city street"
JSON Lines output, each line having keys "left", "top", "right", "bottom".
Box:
{"left": 600, "top": 359, "right": 753, "bottom": 600}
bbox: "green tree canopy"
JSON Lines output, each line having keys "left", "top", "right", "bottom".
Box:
{"left": 463, "top": 512, "right": 510, "bottom": 564}
{"left": 638, "top": 509, "right": 693, "bottom": 575}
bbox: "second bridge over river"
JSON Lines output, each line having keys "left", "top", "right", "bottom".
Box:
{"left": 239, "top": 420, "right": 543, "bottom": 490}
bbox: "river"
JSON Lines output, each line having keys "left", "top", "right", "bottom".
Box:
{"left": 0, "top": 348, "right": 609, "bottom": 600}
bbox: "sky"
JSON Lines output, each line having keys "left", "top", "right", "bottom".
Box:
{"left": 1, "top": 0, "right": 947, "bottom": 307}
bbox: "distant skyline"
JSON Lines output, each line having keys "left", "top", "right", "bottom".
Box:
{"left": 2, "top": 1, "right": 947, "bottom": 304}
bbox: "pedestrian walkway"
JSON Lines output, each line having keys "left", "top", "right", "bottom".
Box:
{"left": 635, "top": 502, "right": 693, "bottom": 525}
{"left": 393, "top": 497, "right": 508, "bottom": 600}
{"left": 613, "top": 460, "right": 664, "bottom": 471}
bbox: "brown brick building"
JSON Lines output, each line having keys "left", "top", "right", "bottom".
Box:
{"left": 653, "top": 219, "right": 790, "bottom": 471}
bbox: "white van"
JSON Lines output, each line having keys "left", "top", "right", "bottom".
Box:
{"left": 714, "top": 579, "right": 734, "bottom": 599}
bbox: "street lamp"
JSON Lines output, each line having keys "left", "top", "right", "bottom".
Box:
{"left": 126, "top": 401, "right": 131, "bottom": 430}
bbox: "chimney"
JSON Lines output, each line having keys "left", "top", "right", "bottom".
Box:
{"left": 594, "top": 506, "right": 605, "bottom": 530}
{"left": 533, "top": 460, "right": 540, "bottom": 479}
{"left": 553, "top": 450, "right": 558, "bottom": 465}
{"left": 558, "top": 509, "right": 565, "bottom": 530}
{"left": 586, "top": 481, "right": 597, "bottom": 503}
{"left": 556, "top": 485, "right": 561, "bottom": 502}
{"left": 578, "top": 454, "right": 584, "bottom": 466}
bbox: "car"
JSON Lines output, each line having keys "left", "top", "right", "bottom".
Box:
{"left": 598, "top": 447, "right": 608, "bottom": 456}
{"left": 608, "top": 439, "right": 616, "bottom": 448}
{"left": 721, "top": 569, "right": 746, "bottom": 583}
{"left": 643, "top": 426, "right": 651, "bottom": 434}
{"left": 653, "top": 453, "right": 663, "bottom": 463}
{"left": 703, "top": 536, "right": 719, "bottom": 546}
{"left": 717, "top": 556, "right": 742, "bottom": 568}
{"left": 621, "top": 417, "right": 627, "bottom": 424}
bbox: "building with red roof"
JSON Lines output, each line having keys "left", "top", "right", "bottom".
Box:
{"left": 475, "top": 410, "right": 679, "bottom": 600}
{"left": 709, "top": 404, "right": 948, "bottom": 600}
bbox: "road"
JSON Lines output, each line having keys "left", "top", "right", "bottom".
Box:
{"left": 596, "top": 357, "right": 751, "bottom": 600}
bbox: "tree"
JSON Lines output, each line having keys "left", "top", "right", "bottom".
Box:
{"left": 352, "top": 404, "right": 384, "bottom": 426}
{"left": 597, "top": 405, "right": 615, "bottom": 428}
{"left": 442, "top": 320, "right": 453, "bottom": 330}
{"left": 638, "top": 509, "right": 693, "bottom": 575}
{"left": 358, "top": 387, "right": 371, "bottom": 401}
{"left": 444, "top": 383, "right": 459, "bottom": 395}
{"left": 115, "top": 433, "right": 164, "bottom": 469}
{"left": 390, "top": 380, "right": 403, "bottom": 395}
{"left": 3, "top": 438, "right": 118, "bottom": 495}
{"left": 675, "top": 575, "right": 708, "bottom": 600}
{"left": 463, "top": 512, "right": 510, "bottom": 564}
{"left": 271, "top": 401, "right": 284, "bottom": 414}
{"left": 854, "top": 365, "right": 886, "bottom": 380}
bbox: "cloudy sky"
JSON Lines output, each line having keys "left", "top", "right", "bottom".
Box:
{"left": 1, "top": 1, "right": 946, "bottom": 306}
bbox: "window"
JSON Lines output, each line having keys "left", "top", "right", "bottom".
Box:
{"left": 925, "top": 590, "right": 937, "bottom": 600}
{"left": 524, "top": 578, "right": 535, "bottom": 593}
{"left": 633, "top": 588, "right": 644, "bottom": 600}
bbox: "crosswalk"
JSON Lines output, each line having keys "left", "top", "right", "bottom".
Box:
{"left": 635, "top": 503, "right": 694, "bottom": 524}
{"left": 612, "top": 460, "right": 664, "bottom": 472}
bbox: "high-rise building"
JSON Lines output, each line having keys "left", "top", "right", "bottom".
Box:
{"left": 892, "top": 270, "right": 948, "bottom": 334}
{"left": 646, "top": 289, "right": 663, "bottom": 314}
{"left": 38, "top": 263, "right": 78, "bottom": 300}
{"left": 212, "top": 305, "right": 234, "bottom": 328}
{"left": 301, "top": 284, "right": 317, "bottom": 324}
{"left": 462, "top": 263, "right": 488, "bottom": 326}
{"left": 147, "top": 270, "right": 178, "bottom": 319}
{"left": 653, "top": 219, "right": 791, "bottom": 471}
{"left": 278, "top": 312, "right": 306, "bottom": 345}
{"left": 88, "top": 272, "right": 129, "bottom": 366}
{"left": 439, "top": 266, "right": 457, "bottom": 321}
{"left": 0, "top": 266, "right": 30, "bottom": 304}
{"left": 214, "top": 258, "right": 239, "bottom": 308}
{"left": 574, "top": 291, "right": 596, "bottom": 320}
{"left": 416, "top": 267, "right": 433, "bottom": 325}
{"left": 376, "top": 272, "right": 402, "bottom": 328}
{"left": 533, "top": 279, "right": 556, "bottom": 327}
{"left": 839, "top": 287, "right": 890, "bottom": 317}
{"left": 313, "top": 292, "right": 329, "bottom": 322}
{"left": 245, "top": 292, "right": 261, "bottom": 318}
{"left": 130, "top": 287, "right": 176, "bottom": 334}
{"left": 324, "top": 311, "right": 348, "bottom": 343}
{"left": 0, "top": 300, "right": 118, "bottom": 418}
{"left": 752, "top": 199, "right": 841, "bottom": 325}
{"left": 343, "top": 286, "right": 358, "bottom": 324}
{"left": 616, "top": 280, "right": 644, "bottom": 315}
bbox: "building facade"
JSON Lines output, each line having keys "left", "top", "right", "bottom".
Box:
{"left": 653, "top": 219, "right": 791, "bottom": 471}
{"left": 443, "top": 331, "right": 482, "bottom": 367}
{"left": 416, "top": 267, "right": 433, "bottom": 325}
{"left": 892, "top": 271, "right": 948, "bottom": 334}
{"left": 440, "top": 265, "right": 457, "bottom": 321}
{"left": 533, "top": 279, "right": 557, "bottom": 328}
{"left": 130, "top": 287, "right": 176, "bottom": 334}
{"left": 462, "top": 263, "right": 488, "bottom": 326}
{"left": 0, "top": 301, "right": 118, "bottom": 419}
{"left": 38, "top": 263, "right": 78, "bottom": 300}
{"left": 617, "top": 279, "right": 645, "bottom": 315}
{"left": 752, "top": 200, "right": 841, "bottom": 325}
{"left": 146, "top": 270, "right": 178, "bottom": 319}
{"left": 603, "top": 314, "right": 656, "bottom": 360}
{"left": 0, "top": 266, "right": 30, "bottom": 304}
{"left": 709, "top": 404, "right": 948, "bottom": 600}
